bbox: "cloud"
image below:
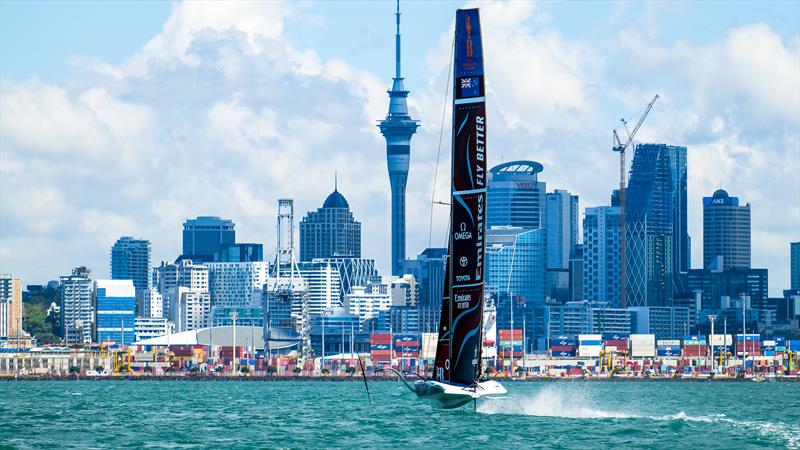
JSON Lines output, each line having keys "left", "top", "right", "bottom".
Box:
{"left": 0, "top": 1, "right": 797, "bottom": 297}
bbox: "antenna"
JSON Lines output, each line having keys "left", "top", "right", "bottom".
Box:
{"left": 395, "top": 0, "right": 401, "bottom": 79}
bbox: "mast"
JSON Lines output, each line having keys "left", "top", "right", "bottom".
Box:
{"left": 433, "top": 8, "right": 487, "bottom": 386}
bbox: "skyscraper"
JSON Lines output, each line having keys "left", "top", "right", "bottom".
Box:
{"left": 487, "top": 161, "right": 546, "bottom": 229}
{"left": 625, "top": 143, "right": 688, "bottom": 307}
{"left": 110, "top": 236, "right": 151, "bottom": 301}
{"left": 60, "top": 266, "right": 93, "bottom": 344}
{"left": 790, "top": 242, "right": 799, "bottom": 290}
{"left": 299, "top": 187, "right": 361, "bottom": 261}
{"left": 95, "top": 279, "right": 136, "bottom": 345}
{"left": 379, "top": 2, "right": 418, "bottom": 276}
{"left": 583, "top": 206, "right": 621, "bottom": 306}
{"left": 703, "top": 189, "right": 751, "bottom": 270}
{"left": 0, "top": 274, "right": 23, "bottom": 341}
{"left": 546, "top": 190, "right": 579, "bottom": 270}
{"left": 181, "top": 216, "right": 235, "bottom": 263}
{"left": 402, "top": 248, "right": 446, "bottom": 331}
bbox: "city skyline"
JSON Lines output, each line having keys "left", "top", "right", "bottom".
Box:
{"left": 1, "top": 1, "right": 798, "bottom": 295}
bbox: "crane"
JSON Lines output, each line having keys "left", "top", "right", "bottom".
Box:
{"left": 613, "top": 94, "right": 659, "bottom": 309}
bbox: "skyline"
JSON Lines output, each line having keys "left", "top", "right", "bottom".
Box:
{"left": 1, "top": 1, "right": 798, "bottom": 294}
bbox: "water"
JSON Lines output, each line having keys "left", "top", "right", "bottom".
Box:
{"left": 1, "top": 380, "right": 798, "bottom": 449}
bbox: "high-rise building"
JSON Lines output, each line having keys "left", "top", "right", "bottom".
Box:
{"left": 207, "top": 261, "right": 270, "bottom": 308}
{"left": 0, "top": 274, "right": 23, "bottom": 340}
{"left": 487, "top": 161, "right": 546, "bottom": 229}
{"left": 402, "top": 248, "right": 446, "bottom": 332}
{"left": 60, "top": 266, "right": 93, "bottom": 344}
{"left": 546, "top": 189, "right": 579, "bottom": 269}
{"left": 95, "top": 279, "right": 136, "bottom": 345}
{"left": 626, "top": 143, "right": 688, "bottom": 307}
{"left": 703, "top": 189, "right": 751, "bottom": 270}
{"left": 791, "top": 242, "right": 799, "bottom": 290}
{"left": 170, "top": 287, "right": 211, "bottom": 333}
{"left": 628, "top": 306, "right": 690, "bottom": 340}
{"left": 181, "top": 216, "right": 235, "bottom": 263}
{"left": 686, "top": 267, "right": 768, "bottom": 310}
{"left": 313, "top": 258, "right": 378, "bottom": 302}
{"left": 544, "top": 301, "right": 631, "bottom": 337}
{"left": 299, "top": 188, "right": 361, "bottom": 262}
{"left": 156, "top": 260, "right": 209, "bottom": 324}
{"left": 218, "top": 243, "right": 263, "bottom": 262}
{"left": 568, "top": 245, "right": 584, "bottom": 302}
{"left": 110, "top": 237, "right": 151, "bottom": 308}
{"left": 141, "top": 289, "right": 163, "bottom": 318}
{"left": 298, "top": 260, "right": 343, "bottom": 315}
{"left": 485, "top": 227, "right": 547, "bottom": 345}
{"left": 345, "top": 282, "right": 392, "bottom": 322}
{"left": 379, "top": 3, "right": 418, "bottom": 276}
{"left": 583, "top": 206, "right": 621, "bottom": 306}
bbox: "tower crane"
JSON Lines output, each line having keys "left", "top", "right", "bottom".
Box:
{"left": 613, "top": 94, "right": 659, "bottom": 309}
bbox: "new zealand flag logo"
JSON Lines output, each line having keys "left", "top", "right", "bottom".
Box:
{"left": 460, "top": 77, "right": 480, "bottom": 97}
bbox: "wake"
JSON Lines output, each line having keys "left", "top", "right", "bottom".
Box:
{"left": 477, "top": 387, "right": 798, "bottom": 448}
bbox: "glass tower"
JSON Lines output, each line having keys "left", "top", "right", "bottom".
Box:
{"left": 95, "top": 279, "right": 136, "bottom": 345}
{"left": 110, "top": 236, "right": 151, "bottom": 301}
{"left": 583, "top": 206, "right": 621, "bottom": 306}
{"left": 487, "top": 161, "right": 546, "bottom": 229}
{"left": 181, "top": 216, "right": 235, "bottom": 263}
{"left": 702, "top": 189, "right": 751, "bottom": 270}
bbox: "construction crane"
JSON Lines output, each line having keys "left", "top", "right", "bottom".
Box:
{"left": 613, "top": 94, "right": 659, "bottom": 309}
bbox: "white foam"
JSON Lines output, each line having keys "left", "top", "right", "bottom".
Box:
{"left": 477, "top": 386, "right": 632, "bottom": 419}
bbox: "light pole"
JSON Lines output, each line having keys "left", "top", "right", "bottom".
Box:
{"left": 231, "top": 311, "right": 238, "bottom": 375}
{"left": 708, "top": 314, "right": 716, "bottom": 374}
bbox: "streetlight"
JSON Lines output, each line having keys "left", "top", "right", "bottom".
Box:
{"left": 708, "top": 314, "right": 717, "bottom": 374}
{"left": 231, "top": 311, "right": 238, "bottom": 375}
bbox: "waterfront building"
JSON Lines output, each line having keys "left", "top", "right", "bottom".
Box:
{"left": 378, "top": 3, "right": 419, "bottom": 276}
{"left": 181, "top": 216, "right": 235, "bottom": 263}
{"left": 134, "top": 317, "right": 174, "bottom": 341}
{"left": 0, "top": 274, "right": 23, "bottom": 341}
{"left": 95, "top": 279, "right": 136, "bottom": 345}
{"left": 487, "top": 161, "right": 546, "bottom": 229}
{"left": 685, "top": 267, "right": 768, "bottom": 310}
{"left": 583, "top": 206, "right": 621, "bottom": 306}
{"left": 141, "top": 288, "right": 163, "bottom": 318}
{"left": 485, "top": 227, "right": 547, "bottom": 345}
{"left": 625, "top": 143, "right": 689, "bottom": 307}
{"left": 299, "top": 188, "right": 361, "bottom": 262}
{"left": 703, "top": 189, "right": 751, "bottom": 270}
{"left": 627, "top": 306, "right": 690, "bottom": 340}
{"left": 60, "top": 266, "right": 94, "bottom": 344}
{"left": 298, "top": 260, "right": 343, "bottom": 315}
{"left": 544, "top": 300, "right": 631, "bottom": 338}
{"left": 402, "top": 248, "right": 446, "bottom": 332}
{"left": 309, "top": 307, "right": 366, "bottom": 356}
{"left": 312, "top": 258, "right": 378, "bottom": 302}
{"left": 345, "top": 283, "right": 392, "bottom": 322}
{"left": 792, "top": 242, "right": 800, "bottom": 290}
{"left": 110, "top": 237, "right": 151, "bottom": 304}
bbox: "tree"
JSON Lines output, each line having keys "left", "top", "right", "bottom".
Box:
{"left": 22, "top": 303, "right": 60, "bottom": 344}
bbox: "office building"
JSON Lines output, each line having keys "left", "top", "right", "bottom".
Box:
{"left": 207, "top": 261, "right": 270, "bottom": 308}
{"left": 703, "top": 189, "right": 751, "bottom": 270}
{"left": 379, "top": 3, "right": 419, "bottom": 275}
{"left": 219, "top": 243, "right": 263, "bottom": 262}
{"left": 626, "top": 143, "right": 688, "bottom": 307}
{"left": 485, "top": 227, "right": 547, "bottom": 344}
{"left": 686, "top": 267, "right": 768, "bottom": 310}
{"left": 298, "top": 260, "right": 343, "bottom": 315}
{"left": 0, "top": 274, "right": 23, "bottom": 340}
{"left": 402, "top": 248, "right": 446, "bottom": 332}
{"left": 169, "top": 287, "right": 211, "bottom": 333}
{"left": 134, "top": 317, "right": 174, "bottom": 341}
{"left": 141, "top": 289, "right": 163, "bottom": 318}
{"left": 546, "top": 189, "right": 579, "bottom": 269}
{"left": 110, "top": 237, "right": 151, "bottom": 306}
{"left": 792, "top": 242, "right": 800, "bottom": 290}
{"left": 60, "top": 267, "right": 94, "bottom": 344}
{"left": 568, "top": 245, "right": 584, "bottom": 302}
{"left": 487, "top": 161, "right": 546, "bottom": 229}
{"left": 345, "top": 282, "right": 391, "bottom": 322}
{"left": 583, "top": 206, "right": 621, "bottom": 306}
{"left": 299, "top": 188, "right": 362, "bottom": 262}
{"left": 181, "top": 216, "right": 235, "bottom": 263}
{"left": 544, "top": 300, "right": 631, "bottom": 338}
{"left": 313, "top": 258, "right": 378, "bottom": 302}
{"left": 95, "top": 279, "right": 136, "bottom": 345}
{"left": 628, "top": 306, "right": 691, "bottom": 340}
{"left": 310, "top": 308, "right": 366, "bottom": 356}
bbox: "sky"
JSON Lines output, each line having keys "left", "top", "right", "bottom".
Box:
{"left": 1, "top": 0, "right": 798, "bottom": 295}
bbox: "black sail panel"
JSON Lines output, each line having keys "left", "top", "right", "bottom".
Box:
{"left": 433, "top": 261, "right": 451, "bottom": 381}
{"left": 434, "top": 8, "right": 487, "bottom": 387}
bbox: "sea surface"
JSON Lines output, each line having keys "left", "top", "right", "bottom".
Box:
{"left": 0, "top": 380, "right": 798, "bottom": 449}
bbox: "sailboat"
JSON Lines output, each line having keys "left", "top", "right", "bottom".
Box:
{"left": 390, "top": 8, "right": 506, "bottom": 409}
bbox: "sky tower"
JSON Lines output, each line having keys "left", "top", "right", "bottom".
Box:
{"left": 379, "top": 0, "right": 418, "bottom": 276}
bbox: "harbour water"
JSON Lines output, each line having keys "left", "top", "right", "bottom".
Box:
{"left": 1, "top": 380, "right": 798, "bottom": 449}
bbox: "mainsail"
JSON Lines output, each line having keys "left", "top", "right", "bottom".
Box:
{"left": 434, "top": 8, "right": 487, "bottom": 386}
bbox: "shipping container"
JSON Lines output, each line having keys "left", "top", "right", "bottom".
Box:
{"left": 499, "top": 329, "right": 523, "bottom": 339}
{"left": 370, "top": 333, "right": 393, "bottom": 344}
{"left": 603, "top": 339, "right": 628, "bottom": 348}
{"left": 552, "top": 350, "right": 576, "bottom": 357}
{"left": 578, "top": 334, "right": 602, "bottom": 341}
{"left": 735, "top": 334, "right": 760, "bottom": 342}
{"left": 657, "top": 348, "right": 680, "bottom": 357}
{"left": 602, "top": 333, "right": 629, "bottom": 340}
{"left": 789, "top": 341, "right": 800, "bottom": 351}
{"left": 370, "top": 344, "right": 391, "bottom": 351}
{"left": 709, "top": 334, "right": 733, "bottom": 347}
{"left": 578, "top": 346, "right": 602, "bottom": 358}
{"left": 657, "top": 340, "right": 681, "bottom": 346}
{"left": 550, "top": 345, "right": 576, "bottom": 352}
